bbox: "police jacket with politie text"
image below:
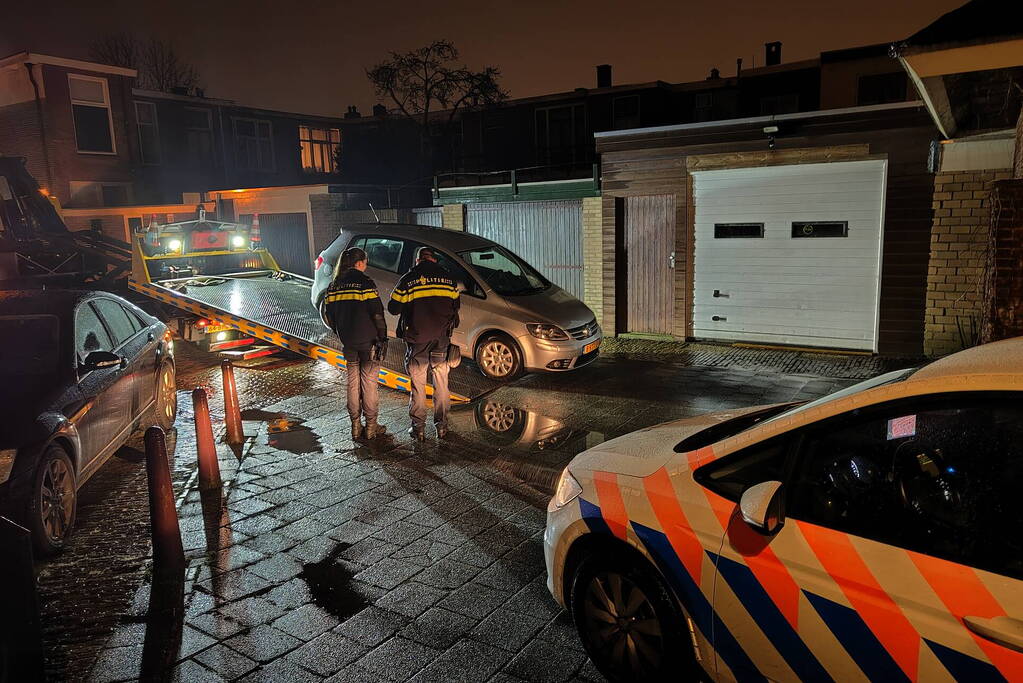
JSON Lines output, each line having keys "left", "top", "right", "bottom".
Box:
{"left": 387, "top": 261, "right": 460, "bottom": 344}
{"left": 322, "top": 268, "right": 387, "bottom": 350}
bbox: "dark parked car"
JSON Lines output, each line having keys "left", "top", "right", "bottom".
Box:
{"left": 0, "top": 290, "right": 177, "bottom": 555}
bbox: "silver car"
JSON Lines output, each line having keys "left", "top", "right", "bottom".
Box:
{"left": 311, "top": 223, "right": 601, "bottom": 380}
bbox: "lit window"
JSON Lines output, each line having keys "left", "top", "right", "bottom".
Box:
{"left": 300, "top": 126, "right": 341, "bottom": 174}
{"left": 135, "top": 101, "right": 160, "bottom": 164}
{"left": 69, "top": 75, "right": 115, "bottom": 154}
{"left": 234, "top": 118, "right": 274, "bottom": 171}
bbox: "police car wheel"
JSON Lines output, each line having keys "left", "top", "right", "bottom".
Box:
{"left": 475, "top": 334, "right": 523, "bottom": 380}
{"left": 571, "top": 553, "right": 696, "bottom": 682}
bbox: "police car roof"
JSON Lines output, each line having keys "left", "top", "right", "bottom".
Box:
{"left": 911, "top": 336, "right": 1023, "bottom": 381}
{"left": 341, "top": 223, "right": 497, "bottom": 253}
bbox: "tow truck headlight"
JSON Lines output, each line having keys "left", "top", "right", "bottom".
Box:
{"left": 215, "top": 331, "right": 228, "bottom": 342}
{"left": 527, "top": 323, "right": 569, "bottom": 341}
{"left": 232, "top": 235, "right": 246, "bottom": 248}
{"left": 550, "top": 468, "right": 583, "bottom": 510}
{"left": 167, "top": 239, "right": 182, "bottom": 252}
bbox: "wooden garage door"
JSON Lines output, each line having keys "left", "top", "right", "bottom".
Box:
{"left": 692, "top": 160, "right": 886, "bottom": 351}
{"left": 626, "top": 195, "right": 675, "bottom": 335}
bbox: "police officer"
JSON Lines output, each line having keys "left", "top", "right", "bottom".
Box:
{"left": 321, "top": 247, "right": 388, "bottom": 441}
{"left": 388, "top": 247, "right": 459, "bottom": 441}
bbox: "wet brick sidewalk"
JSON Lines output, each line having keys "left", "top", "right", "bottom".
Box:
{"left": 63, "top": 341, "right": 891, "bottom": 682}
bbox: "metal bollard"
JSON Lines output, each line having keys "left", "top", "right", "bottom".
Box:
{"left": 192, "top": 388, "right": 222, "bottom": 490}
{"left": 144, "top": 426, "right": 185, "bottom": 572}
{"left": 221, "top": 360, "right": 244, "bottom": 445}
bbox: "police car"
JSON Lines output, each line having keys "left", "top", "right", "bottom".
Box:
{"left": 545, "top": 337, "right": 1023, "bottom": 682}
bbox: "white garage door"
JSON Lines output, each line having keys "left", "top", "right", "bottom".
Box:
{"left": 692, "top": 159, "right": 886, "bottom": 351}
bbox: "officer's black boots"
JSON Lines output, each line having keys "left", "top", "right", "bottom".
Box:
{"left": 365, "top": 420, "right": 387, "bottom": 439}
{"left": 408, "top": 426, "right": 426, "bottom": 442}
{"left": 436, "top": 425, "right": 450, "bottom": 440}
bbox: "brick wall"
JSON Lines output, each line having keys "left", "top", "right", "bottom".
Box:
{"left": 580, "top": 196, "right": 603, "bottom": 327}
{"left": 308, "top": 194, "right": 412, "bottom": 253}
{"left": 441, "top": 204, "right": 465, "bottom": 231}
{"left": 984, "top": 179, "right": 1023, "bottom": 342}
{"left": 924, "top": 169, "right": 1012, "bottom": 357}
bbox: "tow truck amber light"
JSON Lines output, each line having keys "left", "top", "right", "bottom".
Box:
{"left": 197, "top": 319, "right": 209, "bottom": 328}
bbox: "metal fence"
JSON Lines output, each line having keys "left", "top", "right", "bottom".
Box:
{"left": 412, "top": 207, "right": 443, "bottom": 228}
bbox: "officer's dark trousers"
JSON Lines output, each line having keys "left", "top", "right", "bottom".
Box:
{"left": 405, "top": 341, "right": 450, "bottom": 430}
{"left": 344, "top": 348, "right": 379, "bottom": 424}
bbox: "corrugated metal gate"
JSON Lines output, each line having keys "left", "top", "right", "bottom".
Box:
{"left": 625, "top": 195, "right": 675, "bottom": 335}
{"left": 412, "top": 207, "right": 443, "bottom": 228}
{"left": 465, "top": 200, "right": 583, "bottom": 298}
{"left": 241, "top": 212, "right": 311, "bottom": 276}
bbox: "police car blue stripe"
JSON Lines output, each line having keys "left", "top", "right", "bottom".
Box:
{"left": 803, "top": 591, "right": 910, "bottom": 683}
{"left": 578, "top": 498, "right": 613, "bottom": 536}
{"left": 631, "top": 521, "right": 766, "bottom": 682}
{"left": 925, "top": 639, "right": 1005, "bottom": 682}
{"left": 713, "top": 553, "right": 833, "bottom": 682}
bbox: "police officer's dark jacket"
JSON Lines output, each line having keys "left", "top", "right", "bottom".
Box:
{"left": 387, "top": 261, "right": 460, "bottom": 344}
{"left": 322, "top": 268, "right": 387, "bottom": 349}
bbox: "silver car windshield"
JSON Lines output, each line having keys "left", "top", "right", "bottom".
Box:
{"left": 459, "top": 246, "right": 548, "bottom": 296}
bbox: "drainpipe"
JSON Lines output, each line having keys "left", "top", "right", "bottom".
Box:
{"left": 217, "top": 105, "right": 229, "bottom": 187}
{"left": 25, "top": 63, "right": 55, "bottom": 192}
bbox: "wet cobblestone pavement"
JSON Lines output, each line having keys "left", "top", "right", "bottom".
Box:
{"left": 38, "top": 341, "right": 910, "bottom": 682}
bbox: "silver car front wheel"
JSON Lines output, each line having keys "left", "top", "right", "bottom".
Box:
{"left": 476, "top": 335, "right": 523, "bottom": 380}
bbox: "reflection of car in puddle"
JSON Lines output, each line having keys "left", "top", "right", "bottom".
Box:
{"left": 474, "top": 400, "right": 577, "bottom": 452}
{"left": 241, "top": 409, "right": 322, "bottom": 454}
{"left": 460, "top": 399, "right": 604, "bottom": 494}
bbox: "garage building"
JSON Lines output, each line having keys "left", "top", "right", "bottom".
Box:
{"left": 594, "top": 102, "right": 937, "bottom": 356}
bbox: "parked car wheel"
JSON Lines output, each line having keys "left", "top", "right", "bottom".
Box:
{"left": 475, "top": 334, "right": 523, "bottom": 381}
{"left": 155, "top": 362, "right": 177, "bottom": 431}
{"left": 27, "top": 445, "right": 77, "bottom": 557}
{"left": 570, "top": 551, "right": 697, "bottom": 682}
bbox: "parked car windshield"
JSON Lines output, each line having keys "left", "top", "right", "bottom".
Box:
{"left": 675, "top": 366, "right": 918, "bottom": 452}
{"left": 459, "top": 246, "right": 548, "bottom": 296}
{"left": 0, "top": 315, "right": 60, "bottom": 377}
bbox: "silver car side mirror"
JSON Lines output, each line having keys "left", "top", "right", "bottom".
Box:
{"left": 740, "top": 480, "right": 785, "bottom": 535}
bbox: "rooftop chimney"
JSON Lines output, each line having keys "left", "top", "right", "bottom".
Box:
{"left": 344, "top": 105, "right": 362, "bottom": 119}
{"left": 707, "top": 67, "right": 720, "bottom": 80}
{"left": 765, "top": 41, "right": 782, "bottom": 66}
{"left": 596, "top": 64, "right": 612, "bottom": 89}
{"left": 372, "top": 103, "right": 387, "bottom": 117}
{"left": 736, "top": 57, "right": 743, "bottom": 79}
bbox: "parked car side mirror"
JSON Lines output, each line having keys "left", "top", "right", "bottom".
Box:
{"left": 79, "top": 350, "right": 122, "bottom": 373}
{"left": 739, "top": 480, "right": 785, "bottom": 535}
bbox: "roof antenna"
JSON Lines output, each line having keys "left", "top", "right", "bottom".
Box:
{"left": 368, "top": 203, "right": 380, "bottom": 223}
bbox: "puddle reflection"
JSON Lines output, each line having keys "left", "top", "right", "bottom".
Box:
{"left": 299, "top": 543, "right": 372, "bottom": 619}
{"left": 241, "top": 409, "right": 323, "bottom": 454}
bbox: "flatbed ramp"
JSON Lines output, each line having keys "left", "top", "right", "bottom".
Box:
{"left": 130, "top": 243, "right": 501, "bottom": 401}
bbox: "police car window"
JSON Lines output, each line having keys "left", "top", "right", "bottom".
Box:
{"left": 359, "top": 237, "right": 403, "bottom": 273}
{"left": 93, "top": 299, "right": 139, "bottom": 347}
{"left": 788, "top": 394, "right": 1023, "bottom": 581}
{"left": 694, "top": 435, "right": 791, "bottom": 501}
{"left": 75, "top": 304, "right": 113, "bottom": 362}
{"left": 406, "top": 241, "right": 484, "bottom": 298}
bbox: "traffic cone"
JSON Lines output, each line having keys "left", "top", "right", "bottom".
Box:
{"left": 250, "top": 214, "right": 261, "bottom": 248}
{"left": 148, "top": 215, "right": 160, "bottom": 249}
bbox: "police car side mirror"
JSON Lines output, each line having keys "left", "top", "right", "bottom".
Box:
{"left": 740, "top": 480, "right": 784, "bottom": 535}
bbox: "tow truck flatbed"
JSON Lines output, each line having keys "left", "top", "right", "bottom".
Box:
{"left": 128, "top": 233, "right": 500, "bottom": 401}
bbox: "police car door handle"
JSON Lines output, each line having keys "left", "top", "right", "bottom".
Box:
{"left": 963, "top": 616, "right": 1023, "bottom": 653}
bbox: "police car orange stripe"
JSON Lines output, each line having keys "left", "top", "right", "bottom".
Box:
{"left": 799, "top": 522, "right": 921, "bottom": 681}
{"left": 644, "top": 467, "right": 705, "bottom": 582}
{"left": 909, "top": 551, "right": 1023, "bottom": 681}
{"left": 592, "top": 472, "right": 629, "bottom": 542}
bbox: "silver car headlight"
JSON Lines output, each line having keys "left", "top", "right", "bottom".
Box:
{"left": 550, "top": 468, "right": 583, "bottom": 510}
{"left": 0, "top": 448, "right": 16, "bottom": 485}
{"left": 527, "top": 323, "right": 569, "bottom": 341}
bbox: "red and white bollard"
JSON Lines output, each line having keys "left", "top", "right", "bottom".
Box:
{"left": 250, "top": 213, "right": 261, "bottom": 247}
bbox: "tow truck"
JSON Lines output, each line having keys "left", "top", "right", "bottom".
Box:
{"left": 1, "top": 157, "right": 491, "bottom": 401}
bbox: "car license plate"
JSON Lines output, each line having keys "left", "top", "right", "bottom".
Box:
{"left": 204, "top": 323, "right": 231, "bottom": 334}
{"left": 584, "top": 340, "right": 601, "bottom": 354}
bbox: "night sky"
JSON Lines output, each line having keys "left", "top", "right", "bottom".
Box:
{"left": 4, "top": 0, "right": 962, "bottom": 117}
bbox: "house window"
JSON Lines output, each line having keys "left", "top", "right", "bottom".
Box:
{"left": 857, "top": 72, "right": 908, "bottom": 106}
{"left": 535, "top": 104, "right": 587, "bottom": 166}
{"left": 299, "top": 126, "right": 340, "bottom": 174}
{"left": 234, "top": 118, "right": 274, "bottom": 171}
{"left": 694, "top": 92, "right": 713, "bottom": 122}
{"left": 134, "top": 101, "right": 160, "bottom": 164}
{"left": 69, "top": 75, "right": 115, "bottom": 154}
{"left": 612, "top": 95, "right": 640, "bottom": 129}
{"left": 184, "top": 108, "right": 214, "bottom": 168}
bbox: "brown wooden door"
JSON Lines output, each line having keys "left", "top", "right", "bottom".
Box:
{"left": 625, "top": 195, "right": 675, "bottom": 335}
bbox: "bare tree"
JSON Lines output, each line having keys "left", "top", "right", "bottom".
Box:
{"left": 90, "top": 33, "right": 201, "bottom": 93}
{"left": 367, "top": 40, "right": 507, "bottom": 173}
